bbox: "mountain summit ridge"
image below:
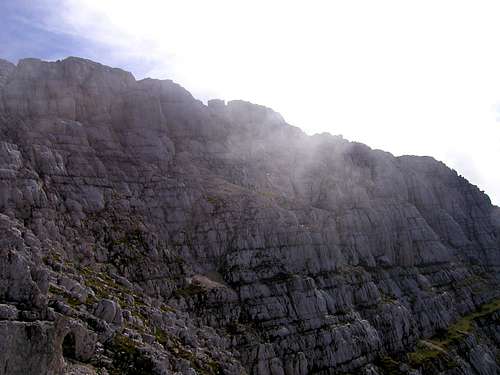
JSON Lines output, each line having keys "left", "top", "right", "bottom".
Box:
{"left": 0, "top": 56, "right": 499, "bottom": 375}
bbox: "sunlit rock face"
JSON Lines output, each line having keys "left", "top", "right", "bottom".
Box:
{"left": 0, "top": 57, "right": 499, "bottom": 375}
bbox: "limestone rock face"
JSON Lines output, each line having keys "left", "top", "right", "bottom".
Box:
{"left": 0, "top": 57, "right": 499, "bottom": 375}
{"left": 0, "top": 59, "right": 15, "bottom": 86}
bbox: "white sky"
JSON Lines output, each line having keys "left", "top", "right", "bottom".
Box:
{"left": 47, "top": 0, "right": 500, "bottom": 205}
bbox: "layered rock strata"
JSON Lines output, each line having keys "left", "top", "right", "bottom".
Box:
{"left": 0, "top": 56, "right": 499, "bottom": 374}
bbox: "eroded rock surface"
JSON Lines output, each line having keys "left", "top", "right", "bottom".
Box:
{"left": 0, "top": 57, "right": 498, "bottom": 374}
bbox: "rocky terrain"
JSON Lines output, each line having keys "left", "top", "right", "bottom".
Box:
{"left": 0, "top": 56, "right": 499, "bottom": 375}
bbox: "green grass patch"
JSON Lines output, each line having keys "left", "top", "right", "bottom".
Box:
{"left": 408, "top": 298, "right": 500, "bottom": 367}
{"left": 106, "top": 335, "right": 155, "bottom": 375}
{"left": 154, "top": 328, "right": 168, "bottom": 346}
{"left": 48, "top": 284, "right": 82, "bottom": 308}
{"left": 408, "top": 341, "right": 445, "bottom": 367}
{"left": 430, "top": 298, "right": 500, "bottom": 348}
{"left": 375, "top": 355, "right": 404, "bottom": 375}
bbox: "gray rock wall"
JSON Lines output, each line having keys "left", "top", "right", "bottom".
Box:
{"left": 0, "top": 57, "right": 498, "bottom": 374}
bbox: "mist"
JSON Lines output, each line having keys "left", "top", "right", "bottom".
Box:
{"left": 2, "top": 0, "right": 499, "bottom": 204}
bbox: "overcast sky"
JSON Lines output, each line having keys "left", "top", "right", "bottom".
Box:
{"left": 1, "top": 0, "right": 499, "bottom": 205}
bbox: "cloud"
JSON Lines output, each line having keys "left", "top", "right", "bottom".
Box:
{"left": 2, "top": 0, "right": 500, "bottom": 205}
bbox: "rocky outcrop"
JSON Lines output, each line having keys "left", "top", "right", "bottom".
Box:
{"left": 0, "top": 59, "right": 15, "bottom": 87}
{"left": 0, "top": 56, "right": 498, "bottom": 374}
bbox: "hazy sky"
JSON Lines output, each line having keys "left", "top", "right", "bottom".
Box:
{"left": 1, "top": 0, "right": 499, "bottom": 205}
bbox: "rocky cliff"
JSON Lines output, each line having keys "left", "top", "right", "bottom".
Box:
{"left": 0, "top": 56, "right": 499, "bottom": 375}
